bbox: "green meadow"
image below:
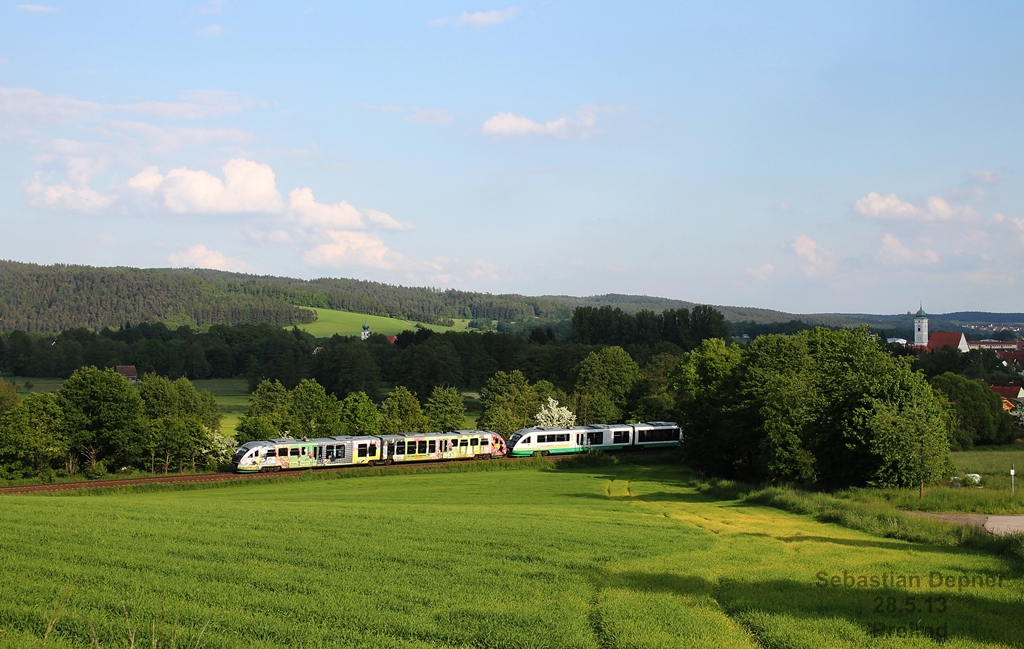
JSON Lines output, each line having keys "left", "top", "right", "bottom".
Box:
{"left": 293, "top": 308, "right": 468, "bottom": 339}
{"left": 1, "top": 461, "right": 1021, "bottom": 648}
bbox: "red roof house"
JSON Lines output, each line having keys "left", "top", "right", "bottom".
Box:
{"left": 989, "top": 385, "right": 1024, "bottom": 401}
{"left": 115, "top": 365, "right": 139, "bottom": 384}
{"left": 926, "top": 332, "right": 969, "bottom": 353}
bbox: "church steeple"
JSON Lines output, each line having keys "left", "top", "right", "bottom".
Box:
{"left": 914, "top": 304, "right": 928, "bottom": 347}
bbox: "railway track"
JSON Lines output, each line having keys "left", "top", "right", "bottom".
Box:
{"left": 0, "top": 448, "right": 672, "bottom": 495}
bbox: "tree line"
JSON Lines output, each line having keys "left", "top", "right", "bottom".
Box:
{"left": 0, "top": 369, "right": 228, "bottom": 480}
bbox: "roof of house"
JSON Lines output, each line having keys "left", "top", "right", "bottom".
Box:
{"left": 996, "top": 351, "right": 1024, "bottom": 365}
{"left": 926, "top": 332, "right": 967, "bottom": 352}
{"left": 989, "top": 385, "right": 1024, "bottom": 400}
{"left": 115, "top": 365, "right": 138, "bottom": 377}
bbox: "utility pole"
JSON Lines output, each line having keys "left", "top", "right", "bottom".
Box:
{"left": 1012, "top": 464, "right": 1016, "bottom": 497}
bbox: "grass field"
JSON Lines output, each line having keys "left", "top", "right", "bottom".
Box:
{"left": 1, "top": 461, "right": 1021, "bottom": 648}
{"left": 0, "top": 376, "right": 65, "bottom": 393}
{"left": 294, "top": 308, "right": 466, "bottom": 339}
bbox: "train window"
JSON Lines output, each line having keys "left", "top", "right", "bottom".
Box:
{"left": 450, "top": 439, "right": 458, "bottom": 449}
{"left": 558, "top": 434, "right": 569, "bottom": 442}
{"left": 395, "top": 442, "right": 406, "bottom": 454}
{"left": 470, "top": 438, "right": 479, "bottom": 447}
{"left": 587, "top": 432, "right": 603, "bottom": 445}
{"left": 276, "top": 448, "right": 284, "bottom": 457}
{"left": 369, "top": 444, "right": 378, "bottom": 456}
{"left": 418, "top": 441, "right": 427, "bottom": 454}
{"left": 460, "top": 439, "right": 469, "bottom": 447}
{"left": 337, "top": 445, "right": 346, "bottom": 458}
{"left": 481, "top": 438, "right": 489, "bottom": 446}
{"left": 357, "top": 444, "right": 368, "bottom": 457}
{"left": 428, "top": 440, "right": 436, "bottom": 453}
{"left": 522, "top": 436, "right": 531, "bottom": 444}
{"left": 613, "top": 431, "right": 629, "bottom": 444}
{"left": 290, "top": 448, "right": 299, "bottom": 457}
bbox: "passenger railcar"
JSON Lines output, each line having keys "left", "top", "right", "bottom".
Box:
{"left": 506, "top": 421, "right": 681, "bottom": 457}
{"left": 231, "top": 430, "right": 506, "bottom": 473}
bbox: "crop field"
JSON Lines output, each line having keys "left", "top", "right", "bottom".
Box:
{"left": 293, "top": 308, "right": 465, "bottom": 339}
{"left": 1, "top": 462, "right": 1021, "bottom": 648}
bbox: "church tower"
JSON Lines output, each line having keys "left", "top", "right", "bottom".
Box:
{"left": 914, "top": 306, "right": 928, "bottom": 347}
{"left": 361, "top": 321, "right": 370, "bottom": 341}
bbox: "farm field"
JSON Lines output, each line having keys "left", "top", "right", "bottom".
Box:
{"left": 1, "top": 462, "right": 1021, "bottom": 648}
{"left": 293, "top": 308, "right": 466, "bottom": 339}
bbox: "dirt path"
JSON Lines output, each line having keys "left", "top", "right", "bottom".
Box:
{"left": 907, "top": 511, "right": 1024, "bottom": 536}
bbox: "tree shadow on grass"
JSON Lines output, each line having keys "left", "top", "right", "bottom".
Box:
{"left": 594, "top": 569, "right": 1024, "bottom": 647}
{"left": 733, "top": 532, "right": 966, "bottom": 554}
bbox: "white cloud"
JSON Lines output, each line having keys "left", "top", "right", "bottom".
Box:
{"left": 130, "top": 158, "right": 284, "bottom": 214}
{"left": 25, "top": 173, "right": 117, "bottom": 213}
{"left": 168, "top": 244, "right": 255, "bottom": 273}
{"left": 98, "top": 234, "right": 115, "bottom": 245}
{"left": 966, "top": 170, "right": 1003, "bottom": 185}
{"left": 303, "top": 230, "right": 399, "bottom": 269}
{"left": 365, "top": 209, "right": 414, "bottom": 231}
{"left": 113, "top": 91, "right": 254, "bottom": 119}
{"left": 745, "top": 263, "right": 774, "bottom": 281}
{"left": 482, "top": 105, "right": 601, "bottom": 139}
{"left": 112, "top": 120, "right": 250, "bottom": 153}
{"left": 791, "top": 235, "right": 836, "bottom": 277}
{"left": 287, "top": 187, "right": 363, "bottom": 228}
{"left": 15, "top": 4, "right": 60, "bottom": 12}
{"left": 853, "top": 191, "right": 978, "bottom": 222}
{"left": 876, "top": 234, "right": 939, "bottom": 266}
{"left": 286, "top": 187, "right": 414, "bottom": 231}
{"left": 198, "top": 24, "right": 227, "bottom": 37}
{"left": 407, "top": 109, "right": 453, "bottom": 125}
{"left": 430, "top": 7, "right": 519, "bottom": 28}
{"left": 0, "top": 87, "right": 101, "bottom": 125}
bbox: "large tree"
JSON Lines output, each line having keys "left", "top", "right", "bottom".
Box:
{"left": 425, "top": 387, "right": 465, "bottom": 432}
{"left": 236, "top": 379, "right": 291, "bottom": 443}
{"left": 0, "top": 393, "right": 66, "bottom": 479}
{"left": 57, "top": 366, "right": 143, "bottom": 472}
{"left": 380, "top": 386, "right": 428, "bottom": 435}
{"left": 288, "top": 378, "right": 340, "bottom": 438}
{"left": 339, "top": 391, "right": 383, "bottom": 436}
{"left": 572, "top": 346, "right": 641, "bottom": 424}
{"left": 478, "top": 370, "right": 540, "bottom": 436}
{"left": 930, "top": 372, "right": 1013, "bottom": 449}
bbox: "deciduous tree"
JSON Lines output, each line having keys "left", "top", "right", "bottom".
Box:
{"left": 425, "top": 387, "right": 465, "bottom": 432}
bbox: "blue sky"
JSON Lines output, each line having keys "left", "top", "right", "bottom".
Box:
{"left": 2, "top": 1, "right": 1023, "bottom": 314}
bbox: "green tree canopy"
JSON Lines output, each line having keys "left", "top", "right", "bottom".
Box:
{"left": 572, "top": 346, "right": 640, "bottom": 424}
{"left": 0, "top": 393, "right": 66, "bottom": 479}
{"left": 478, "top": 370, "right": 540, "bottom": 436}
{"left": 236, "top": 379, "right": 290, "bottom": 443}
{"left": 339, "top": 391, "right": 383, "bottom": 436}
{"left": 425, "top": 387, "right": 465, "bottom": 432}
{"left": 930, "top": 372, "right": 1013, "bottom": 449}
{"left": 288, "top": 378, "right": 340, "bottom": 438}
{"left": 381, "top": 386, "right": 428, "bottom": 435}
{"left": 57, "top": 366, "right": 143, "bottom": 471}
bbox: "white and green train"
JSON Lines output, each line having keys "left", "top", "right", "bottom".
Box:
{"left": 507, "top": 422, "right": 681, "bottom": 457}
{"left": 231, "top": 430, "right": 507, "bottom": 473}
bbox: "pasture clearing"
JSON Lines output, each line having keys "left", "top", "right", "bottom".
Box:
{"left": 0, "top": 462, "right": 1021, "bottom": 648}
{"left": 293, "top": 308, "right": 464, "bottom": 339}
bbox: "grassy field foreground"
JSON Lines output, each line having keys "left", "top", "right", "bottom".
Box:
{"left": 2, "top": 463, "right": 1022, "bottom": 648}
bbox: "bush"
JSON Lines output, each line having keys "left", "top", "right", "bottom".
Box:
{"left": 82, "top": 460, "right": 108, "bottom": 480}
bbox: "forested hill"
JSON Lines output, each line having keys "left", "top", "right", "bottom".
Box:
{"left": 0, "top": 261, "right": 317, "bottom": 332}
{"left": 0, "top": 261, "right": 574, "bottom": 333}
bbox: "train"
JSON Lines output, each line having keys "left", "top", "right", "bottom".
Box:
{"left": 506, "top": 421, "right": 681, "bottom": 456}
{"left": 231, "top": 430, "right": 507, "bottom": 473}
{"left": 230, "top": 421, "right": 681, "bottom": 473}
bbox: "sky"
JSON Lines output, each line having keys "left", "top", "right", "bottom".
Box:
{"left": 1, "top": 1, "right": 1023, "bottom": 315}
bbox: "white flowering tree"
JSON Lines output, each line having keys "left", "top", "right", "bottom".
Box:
{"left": 534, "top": 398, "right": 577, "bottom": 428}
{"left": 1012, "top": 403, "right": 1024, "bottom": 429}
